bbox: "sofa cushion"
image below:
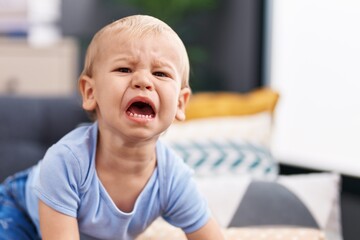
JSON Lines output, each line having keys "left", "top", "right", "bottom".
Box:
{"left": 161, "top": 112, "right": 278, "bottom": 179}
{"left": 0, "top": 95, "right": 90, "bottom": 182}
{"left": 195, "top": 172, "right": 342, "bottom": 240}
{"left": 164, "top": 138, "right": 278, "bottom": 179}
{"left": 0, "top": 141, "right": 46, "bottom": 181}
{"left": 0, "top": 97, "right": 44, "bottom": 143}
{"left": 184, "top": 88, "right": 279, "bottom": 120}
{"left": 40, "top": 96, "right": 90, "bottom": 145}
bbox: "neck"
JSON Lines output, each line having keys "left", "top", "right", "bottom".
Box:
{"left": 96, "top": 133, "right": 157, "bottom": 175}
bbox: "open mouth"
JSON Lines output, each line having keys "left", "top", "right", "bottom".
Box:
{"left": 126, "top": 101, "right": 155, "bottom": 119}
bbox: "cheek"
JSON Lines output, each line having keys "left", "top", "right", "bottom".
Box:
{"left": 94, "top": 83, "right": 118, "bottom": 109}
{"left": 163, "top": 85, "right": 181, "bottom": 104}
{"left": 158, "top": 91, "right": 178, "bottom": 117}
{"left": 96, "top": 76, "right": 125, "bottom": 96}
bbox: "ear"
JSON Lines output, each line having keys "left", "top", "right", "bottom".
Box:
{"left": 79, "top": 75, "right": 97, "bottom": 111}
{"left": 175, "top": 87, "right": 191, "bottom": 121}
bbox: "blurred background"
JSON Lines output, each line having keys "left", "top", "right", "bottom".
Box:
{"left": 0, "top": 0, "right": 265, "bottom": 93}
{"left": 1, "top": 0, "right": 360, "bottom": 239}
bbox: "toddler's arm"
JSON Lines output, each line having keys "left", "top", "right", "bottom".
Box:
{"left": 39, "top": 200, "right": 80, "bottom": 240}
{"left": 186, "top": 217, "right": 225, "bottom": 240}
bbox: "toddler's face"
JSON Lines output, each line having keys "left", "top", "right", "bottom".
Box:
{"left": 82, "top": 31, "right": 190, "bottom": 142}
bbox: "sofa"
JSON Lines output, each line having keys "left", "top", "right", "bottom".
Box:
{"left": 0, "top": 95, "right": 90, "bottom": 182}
{"left": 0, "top": 93, "right": 340, "bottom": 240}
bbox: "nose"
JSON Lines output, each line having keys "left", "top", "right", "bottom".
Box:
{"left": 131, "top": 71, "right": 154, "bottom": 91}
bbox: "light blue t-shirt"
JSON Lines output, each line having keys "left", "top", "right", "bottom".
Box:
{"left": 25, "top": 122, "right": 210, "bottom": 240}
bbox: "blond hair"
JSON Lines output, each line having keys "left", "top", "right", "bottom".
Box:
{"left": 80, "top": 15, "right": 190, "bottom": 88}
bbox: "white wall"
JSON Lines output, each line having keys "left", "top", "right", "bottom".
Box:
{"left": 267, "top": 0, "right": 360, "bottom": 177}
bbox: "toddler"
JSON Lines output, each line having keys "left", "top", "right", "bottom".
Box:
{"left": 0, "top": 15, "right": 224, "bottom": 240}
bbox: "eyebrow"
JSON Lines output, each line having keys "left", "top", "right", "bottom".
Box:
{"left": 152, "top": 58, "right": 174, "bottom": 68}
{"left": 112, "top": 55, "right": 176, "bottom": 69}
{"left": 112, "top": 55, "right": 137, "bottom": 64}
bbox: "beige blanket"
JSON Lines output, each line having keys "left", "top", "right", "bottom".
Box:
{"left": 136, "top": 219, "right": 326, "bottom": 240}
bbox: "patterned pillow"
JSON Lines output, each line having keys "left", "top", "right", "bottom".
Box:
{"left": 276, "top": 173, "right": 342, "bottom": 240}
{"left": 161, "top": 113, "right": 278, "bottom": 179}
{"left": 165, "top": 138, "right": 278, "bottom": 179}
{"left": 196, "top": 173, "right": 342, "bottom": 240}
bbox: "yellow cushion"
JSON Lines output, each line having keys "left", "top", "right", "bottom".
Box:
{"left": 185, "top": 88, "right": 279, "bottom": 120}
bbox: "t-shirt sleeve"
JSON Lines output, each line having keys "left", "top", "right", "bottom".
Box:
{"left": 162, "top": 158, "right": 210, "bottom": 234}
{"left": 32, "top": 144, "right": 81, "bottom": 218}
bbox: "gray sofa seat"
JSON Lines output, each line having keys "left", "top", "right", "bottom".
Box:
{"left": 0, "top": 95, "right": 90, "bottom": 182}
